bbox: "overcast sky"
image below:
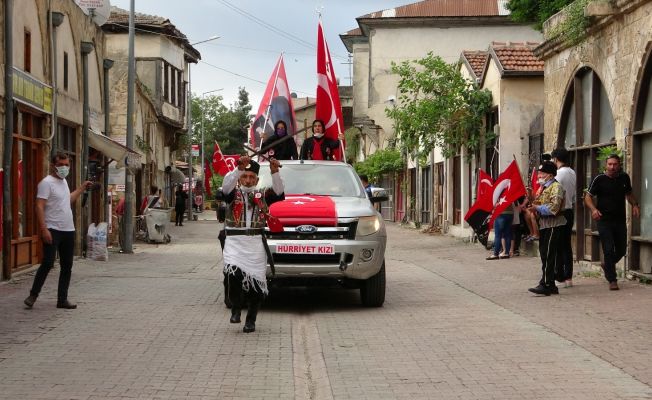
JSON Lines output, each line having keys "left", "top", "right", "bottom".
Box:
{"left": 109, "top": 0, "right": 410, "bottom": 110}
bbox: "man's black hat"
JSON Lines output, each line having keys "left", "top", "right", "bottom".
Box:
{"left": 538, "top": 161, "right": 557, "bottom": 176}
{"left": 243, "top": 159, "right": 260, "bottom": 175}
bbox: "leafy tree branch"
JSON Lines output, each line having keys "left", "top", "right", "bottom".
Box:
{"left": 386, "top": 52, "right": 493, "bottom": 161}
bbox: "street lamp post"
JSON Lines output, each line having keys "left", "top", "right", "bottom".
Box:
{"left": 186, "top": 36, "right": 219, "bottom": 221}
{"left": 200, "top": 89, "right": 223, "bottom": 198}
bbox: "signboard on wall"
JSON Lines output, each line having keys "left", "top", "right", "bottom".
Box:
{"left": 191, "top": 144, "right": 200, "bottom": 157}
{"left": 12, "top": 68, "right": 52, "bottom": 114}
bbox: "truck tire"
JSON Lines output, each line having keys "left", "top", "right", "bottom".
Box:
{"left": 360, "top": 261, "right": 385, "bottom": 307}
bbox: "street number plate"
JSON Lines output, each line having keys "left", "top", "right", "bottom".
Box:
{"left": 275, "top": 243, "right": 335, "bottom": 255}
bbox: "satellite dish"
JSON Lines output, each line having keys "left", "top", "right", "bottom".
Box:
{"left": 75, "top": 0, "right": 112, "bottom": 26}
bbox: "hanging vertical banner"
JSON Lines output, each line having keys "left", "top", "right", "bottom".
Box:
{"left": 249, "top": 55, "right": 297, "bottom": 150}
{"left": 315, "top": 19, "right": 345, "bottom": 161}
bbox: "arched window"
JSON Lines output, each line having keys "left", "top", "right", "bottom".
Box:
{"left": 557, "top": 67, "right": 616, "bottom": 262}
{"left": 631, "top": 46, "right": 652, "bottom": 273}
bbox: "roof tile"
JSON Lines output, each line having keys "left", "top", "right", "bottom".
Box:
{"left": 491, "top": 42, "right": 544, "bottom": 73}
{"left": 361, "top": 0, "right": 506, "bottom": 19}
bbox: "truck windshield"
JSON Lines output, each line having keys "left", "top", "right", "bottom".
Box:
{"left": 257, "top": 163, "right": 365, "bottom": 197}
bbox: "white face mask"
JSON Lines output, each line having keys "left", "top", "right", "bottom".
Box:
{"left": 314, "top": 133, "right": 324, "bottom": 139}
{"left": 55, "top": 166, "right": 70, "bottom": 179}
{"left": 537, "top": 178, "right": 546, "bottom": 185}
{"left": 240, "top": 185, "right": 256, "bottom": 194}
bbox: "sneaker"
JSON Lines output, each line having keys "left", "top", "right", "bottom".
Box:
{"left": 609, "top": 282, "right": 619, "bottom": 291}
{"left": 486, "top": 254, "right": 499, "bottom": 260}
{"left": 512, "top": 250, "right": 520, "bottom": 257}
{"left": 24, "top": 295, "right": 37, "bottom": 309}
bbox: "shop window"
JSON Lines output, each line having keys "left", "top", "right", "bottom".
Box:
{"left": 558, "top": 67, "right": 616, "bottom": 262}
{"left": 560, "top": 68, "right": 615, "bottom": 148}
{"left": 640, "top": 136, "right": 652, "bottom": 237}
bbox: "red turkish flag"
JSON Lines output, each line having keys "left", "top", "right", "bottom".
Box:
{"left": 212, "top": 142, "right": 240, "bottom": 176}
{"left": 249, "top": 55, "right": 297, "bottom": 150}
{"left": 530, "top": 166, "right": 541, "bottom": 197}
{"left": 315, "top": 20, "right": 345, "bottom": 161}
{"left": 464, "top": 169, "right": 494, "bottom": 246}
{"left": 488, "top": 160, "right": 527, "bottom": 228}
{"left": 269, "top": 195, "right": 338, "bottom": 227}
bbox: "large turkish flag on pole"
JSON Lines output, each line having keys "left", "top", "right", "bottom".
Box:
{"left": 249, "top": 55, "right": 297, "bottom": 150}
{"left": 316, "top": 19, "right": 345, "bottom": 161}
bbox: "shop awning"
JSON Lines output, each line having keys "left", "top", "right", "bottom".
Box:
{"left": 170, "top": 167, "right": 186, "bottom": 184}
{"left": 88, "top": 130, "right": 142, "bottom": 169}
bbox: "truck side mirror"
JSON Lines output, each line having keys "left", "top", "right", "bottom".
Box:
{"left": 370, "top": 187, "right": 389, "bottom": 203}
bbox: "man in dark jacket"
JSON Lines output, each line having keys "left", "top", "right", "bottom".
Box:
{"left": 300, "top": 119, "right": 343, "bottom": 161}
{"left": 260, "top": 120, "right": 298, "bottom": 160}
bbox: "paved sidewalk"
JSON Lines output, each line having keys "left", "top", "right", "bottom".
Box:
{"left": 389, "top": 224, "right": 652, "bottom": 388}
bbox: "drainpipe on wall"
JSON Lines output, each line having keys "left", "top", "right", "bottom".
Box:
{"left": 80, "top": 41, "right": 94, "bottom": 256}
{"left": 103, "top": 59, "right": 113, "bottom": 226}
{"left": 2, "top": 0, "right": 14, "bottom": 281}
{"left": 47, "top": 10, "right": 64, "bottom": 154}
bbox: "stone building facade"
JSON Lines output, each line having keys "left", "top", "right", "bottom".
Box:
{"left": 535, "top": 0, "right": 652, "bottom": 275}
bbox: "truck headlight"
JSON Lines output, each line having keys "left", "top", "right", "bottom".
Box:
{"left": 356, "top": 215, "right": 380, "bottom": 236}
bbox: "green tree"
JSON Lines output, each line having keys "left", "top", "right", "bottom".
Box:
{"left": 386, "top": 52, "right": 493, "bottom": 161}
{"left": 506, "top": 0, "right": 575, "bottom": 31}
{"left": 190, "top": 87, "right": 252, "bottom": 164}
{"left": 354, "top": 148, "right": 404, "bottom": 183}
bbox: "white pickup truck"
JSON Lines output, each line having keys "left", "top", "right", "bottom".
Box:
{"left": 256, "top": 160, "right": 388, "bottom": 307}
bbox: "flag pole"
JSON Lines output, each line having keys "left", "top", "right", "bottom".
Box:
{"left": 259, "top": 53, "right": 284, "bottom": 152}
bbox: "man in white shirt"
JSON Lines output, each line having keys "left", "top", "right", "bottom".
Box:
{"left": 552, "top": 148, "right": 577, "bottom": 287}
{"left": 24, "top": 153, "right": 91, "bottom": 309}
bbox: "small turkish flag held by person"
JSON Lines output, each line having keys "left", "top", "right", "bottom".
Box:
{"left": 488, "top": 160, "right": 527, "bottom": 228}
{"left": 212, "top": 142, "right": 240, "bottom": 176}
{"left": 530, "top": 166, "right": 541, "bottom": 197}
{"left": 464, "top": 169, "right": 495, "bottom": 246}
{"left": 315, "top": 20, "right": 345, "bottom": 161}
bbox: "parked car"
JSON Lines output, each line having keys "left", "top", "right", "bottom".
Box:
{"left": 255, "top": 160, "right": 388, "bottom": 307}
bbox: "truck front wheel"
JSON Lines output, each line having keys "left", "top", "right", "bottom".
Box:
{"left": 360, "top": 261, "right": 386, "bottom": 307}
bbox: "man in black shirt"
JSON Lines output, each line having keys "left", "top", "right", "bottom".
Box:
{"left": 585, "top": 154, "right": 640, "bottom": 290}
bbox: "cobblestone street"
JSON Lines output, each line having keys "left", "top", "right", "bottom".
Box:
{"left": 1, "top": 217, "right": 651, "bottom": 400}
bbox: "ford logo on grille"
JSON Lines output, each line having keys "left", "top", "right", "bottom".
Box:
{"left": 296, "top": 225, "right": 317, "bottom": 234}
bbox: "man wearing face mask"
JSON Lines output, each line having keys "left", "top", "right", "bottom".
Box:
{"left": 222, "top": 155, "right": 284, "bottom": 333}
{"left": 260, "top": 120, "right": 298, "bottom": 160}
{"left": 300, "top": 119, "right": 344, "bottom": 161}
{"left": 527, "top": 161, "right": 567, "bottom": 296}
{"left": 24, "top": 153, "right": 92, "bottom": 309}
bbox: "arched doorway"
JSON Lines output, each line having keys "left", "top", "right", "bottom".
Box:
{"left": 631, "top": 46, "right": 652, "bottom": 275}
{"left": 557, "top": 66, "right": 616, "bottom": 262}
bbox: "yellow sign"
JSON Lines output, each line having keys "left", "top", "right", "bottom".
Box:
{"left": 12, "top": 67, "right": 52, "bottom": 114}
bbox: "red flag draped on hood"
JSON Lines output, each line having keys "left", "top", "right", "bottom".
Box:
{"left": 464, "top": 169, "right": 494, "bottom": 246}
{"left": 212, "top": 142, "right": 240, "bottom": 177}
{"left": 488, "top": 160, "right": 527, "bottom": 228}
{"left": 269, "top": 195, "right": 338, "bottom": 227}
{"left": 249, "top": 55, "right": 297, "bottom": 150}
{"left": 315, "top": 20, "right": 345, "bottom": 161}
{"left": 204, "top": 160, "right": 213, "bottom": 198}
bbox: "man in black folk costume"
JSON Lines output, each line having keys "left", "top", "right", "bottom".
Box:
{"left": 222, "top": 155, "right": 284, "bottom": 332}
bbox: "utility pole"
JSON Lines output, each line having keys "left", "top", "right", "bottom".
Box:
{"left": 122, "top": 0, "right": 136, "bottom": 253}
